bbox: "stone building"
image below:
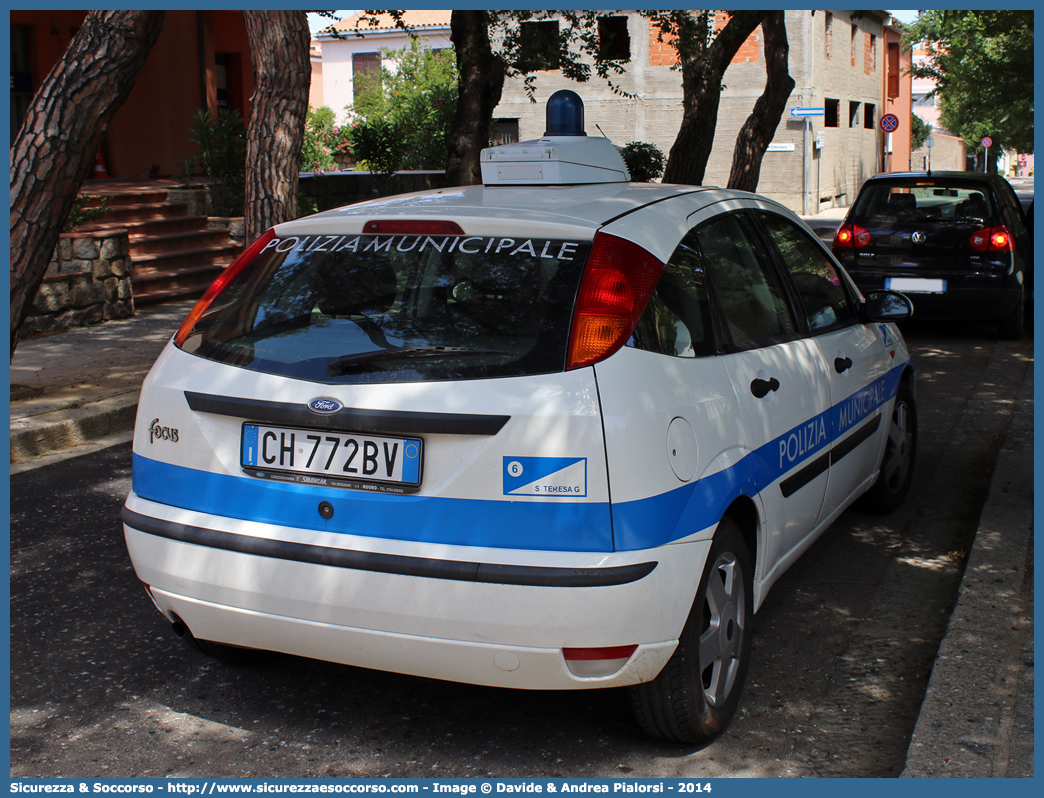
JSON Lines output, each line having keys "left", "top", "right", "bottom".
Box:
{"left": 494, "top": 10, "right": 898, "bottom": 214}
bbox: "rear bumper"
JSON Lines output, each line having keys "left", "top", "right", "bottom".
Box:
{"left": 123, "top": 493, "right": 711, "bottom": 690}
{"left": 846, "top": 272, "right": 1023, "bottom": 321}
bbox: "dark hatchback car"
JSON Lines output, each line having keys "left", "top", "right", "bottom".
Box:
{"left": 832, "top": 172, "right": 1031, "bottom": 339}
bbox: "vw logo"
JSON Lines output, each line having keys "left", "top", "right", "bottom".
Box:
{"left": 911, "top": 231, "right": 927, "bottom": 245}
{"left": 307, "top": 397, "right": 343, "bottom": 414}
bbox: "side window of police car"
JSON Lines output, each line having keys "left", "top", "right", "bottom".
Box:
{"left": 630, "top": 235, "right": 714, "bottom": 357}
{"left": 756, "top": 212, "right": 857, "bottom": 332}
{"left": 693, "top": 212, "right": 796, "bottom": 349}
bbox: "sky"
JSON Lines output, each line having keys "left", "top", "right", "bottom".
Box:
{"left": 308, "top": 10, "right": 355, "bottom": 36}
{"left": 889, "top": 10, "right": 921, "bottom": 25}
{"left": 307, "top": 9, "right": 923, "bottom": 37}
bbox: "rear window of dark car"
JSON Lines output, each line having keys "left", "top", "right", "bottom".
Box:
{"left": 177, "top": 233, "right": 591, "bottom": 384}
{"left": 850, "top": 180, "right": 1000, "bottom": 225}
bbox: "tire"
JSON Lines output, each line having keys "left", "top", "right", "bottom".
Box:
{"left": 628, "top": 517, "right": 753, "bottom": 745}
{"left": 854, "top": 380, "right": 917, "bottom": 514}
{"left": 998, "top": 291, "right": 1024, "bottom": 340}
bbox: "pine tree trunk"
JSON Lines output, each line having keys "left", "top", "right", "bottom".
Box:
{"left": 445, "top": 10, "right": 507, "bottom": 186}
{"left": 661, "top": 11, "right": 767, "bottom": 187}
{"left": 242, "top": 10, "right": 311, "bottom": 244}
{"left": 727, "top": 12, "right": 796, "bottom": 192}
{"left": 9, "top": 10, "right": 166, "bottom": 359}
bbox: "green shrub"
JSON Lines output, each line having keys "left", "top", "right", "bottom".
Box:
{"left": 187, "top": 108, "right": 246, "bottom": 217}
{"left": 621, "top": 141, "right": 666, "bottom": 182}
{"left": 302, "top": 105, "right": 339, "bottom": 173}
{"left": 348, "top": 40, "right": 458, "bottom": 176}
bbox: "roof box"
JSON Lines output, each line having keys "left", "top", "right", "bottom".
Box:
{"left": 480, "top": 90, "right": 629, "bottom": 186}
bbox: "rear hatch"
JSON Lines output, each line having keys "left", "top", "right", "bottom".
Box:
{"left": 837, "top": 178, "right": 1012, "bottom": 281}
{"left": 132, "top": 201, "right": 632, "bottom": 554}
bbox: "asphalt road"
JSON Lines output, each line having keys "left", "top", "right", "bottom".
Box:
{"left": 10, "top": 318, "right": 1032, "bottom": 779}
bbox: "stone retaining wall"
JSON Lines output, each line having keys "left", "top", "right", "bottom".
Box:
{"left": 22, "top": 230, "right": 135, "bottom": 340}
{"left": 208, "top": 216, "right": 246, "bottom": 246}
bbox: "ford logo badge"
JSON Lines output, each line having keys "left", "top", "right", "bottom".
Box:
{"left": 308, "top": 397, "right": 343, "bottom": 414}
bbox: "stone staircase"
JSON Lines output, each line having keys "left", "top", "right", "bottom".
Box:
{"left": 74, "top": 185, "right": 242, "bottom": 305}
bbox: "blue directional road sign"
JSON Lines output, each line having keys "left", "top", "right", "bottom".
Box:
{"left": 790, "top": 107, "right": 825, "bottom": 117}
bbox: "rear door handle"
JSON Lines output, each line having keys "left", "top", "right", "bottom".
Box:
{"left": 834, "top": 357, "right": 853, "bottom": 374}
{"left": 750, "top": 377, "right": 780, "bottom": 398}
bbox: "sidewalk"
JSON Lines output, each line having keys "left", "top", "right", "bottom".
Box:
{"left": 10, "top": 299, "right": 195, "bottom": 466}
{"left": 7, "top": 297, "right": 1033, "bottom": 777}
{"left": 901, "top": 371, "right": 1034, "bottom": 777}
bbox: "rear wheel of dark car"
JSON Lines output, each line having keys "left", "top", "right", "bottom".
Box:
{"left": 628, "top": 517, "right": 753, "bottom": 745}
{"left": 998, "top": 290, "right": 1025, "bottom": 340}
{"left": 855, "top": 379, "right": 917, "bottom": 514}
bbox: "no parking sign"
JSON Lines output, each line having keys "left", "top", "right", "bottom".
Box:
{"left": 880, "top": 113, "right": 900, "bottom": 133}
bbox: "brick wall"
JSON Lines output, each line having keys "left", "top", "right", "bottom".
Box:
{"left": 648, "top": 13, "right": 760, "bottom": 67}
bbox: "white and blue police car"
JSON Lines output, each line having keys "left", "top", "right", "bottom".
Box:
{"left": 123, "top": 91, "right": 916, "bottom": 744}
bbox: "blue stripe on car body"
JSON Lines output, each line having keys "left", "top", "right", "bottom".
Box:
{"left": 133, "top": 360, "right": 912, "bottom": 554}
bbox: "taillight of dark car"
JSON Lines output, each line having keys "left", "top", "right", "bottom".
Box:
{"left": 833, "top": 222, "right": 871, "bottom": 248}
{"left": 969, "top": 225, "right": 1016, "bottom": 253}
{"left": 566, "top": 232, "right": 664, "bottom": 370}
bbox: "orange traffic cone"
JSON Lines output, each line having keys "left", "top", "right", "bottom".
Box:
{"left": 89, "top": 147, "right": 109, "bottom": 180}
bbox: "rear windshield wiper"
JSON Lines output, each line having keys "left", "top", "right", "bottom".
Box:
{"left": 327, "top": 346, "right": 511, "bottom": 375}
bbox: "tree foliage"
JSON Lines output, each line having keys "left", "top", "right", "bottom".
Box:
{"left": 910, "top": 113, "right": 932, "bottom": 152}
{"left": 621, "top": 142, "right": 666, "bottom": 182}
{"left": 904, "top": 11, "right": 1033, "bottom": 163}
{"left": 350, "top": 40, "right": 458, "bottom": 173}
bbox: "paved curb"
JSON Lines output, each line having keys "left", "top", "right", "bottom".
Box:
{"left": 9, "top": 299, "right": 194, "bottom": 464}
{"left": 10, "top": 390, "right": 140, "bottom": 462}
{"left": 901, "top": 370, "right": 1034, "bottom": 777}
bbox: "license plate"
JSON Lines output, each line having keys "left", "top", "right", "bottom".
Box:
{"left": 885, "top": 277, "right": 947, "bottom": 294}
{"left": 241, "top": 423, "right": 423, "bottom": 494}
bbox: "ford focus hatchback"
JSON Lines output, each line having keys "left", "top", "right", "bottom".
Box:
{"left": 124, "top": 92, "right": 916, "bottom": 745}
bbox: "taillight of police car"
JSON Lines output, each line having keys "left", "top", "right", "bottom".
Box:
{"left": 970, "top": 225, "right": 1016, "bottom": 253}
{"left": 174, "top": 228, "right": 276, "bottom": 348}
{"left": 566, "top": 232, "right": 664, "bottom": 370}
{"left": 833, "top": 222, "right": 871, "bottom": 248}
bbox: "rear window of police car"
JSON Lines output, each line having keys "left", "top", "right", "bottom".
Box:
{"left": 176, "top": 232, "right": 592, "bottom": 384}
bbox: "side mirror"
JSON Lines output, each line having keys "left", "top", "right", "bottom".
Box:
{"left": 863, "top": 290, "right": 913, "bottom": 321}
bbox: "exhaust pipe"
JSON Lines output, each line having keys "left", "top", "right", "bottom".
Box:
{"left": 170, "top": 615, "right": 189, "bottom": 639}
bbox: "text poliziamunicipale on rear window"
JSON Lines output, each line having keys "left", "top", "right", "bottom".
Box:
{"left": 261, "top": 234, "right": 584, "bottom": 260}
